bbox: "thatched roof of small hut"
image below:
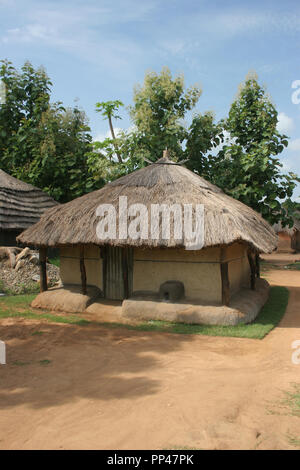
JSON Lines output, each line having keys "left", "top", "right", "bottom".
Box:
{"left": 0, "top": 169, "right": 58, "bottom": 231}
{"left": 273, "top": 215, "right": 300, "bottom": 236}
{"left": 17, "top": 153, "right": 277, "bottom": 253}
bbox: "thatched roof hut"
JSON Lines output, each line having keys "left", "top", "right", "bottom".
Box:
{"left": 0, "top": 169, "right": 58, "bottom": 246}
{"left": 18, "top": 151, "right": 276, "bottom": 320}
{"left": 18, "top": 154, "right": 276, "bottom": 253}
{"left": 273, "top": 215, "right": 300, "bottom": 253}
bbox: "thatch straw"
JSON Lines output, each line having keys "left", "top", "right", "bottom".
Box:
{"left": 17, "top": 153, "right": 277, "bottom": 253}
{"left": 273, "top": 215, "right": 300, "bottom": 236}
{"left": 0, "top": 169, "right": 58, "bottom": 231}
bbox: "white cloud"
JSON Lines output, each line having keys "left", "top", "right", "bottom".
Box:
{"left": 289, "top": 138, "right": 300, "bottom": 151}
{"left": 93, "top": 127, "right": 124, "bottom": 142}
{"left": 1, "top": 1, "right": 152, "bottom": 74}
{"left": 277, "top": 112, "right": 294, "bottom": 134}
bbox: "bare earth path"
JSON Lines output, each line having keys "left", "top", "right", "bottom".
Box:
{"left": 0, "top": 269, "right": 299, "bottom": 450}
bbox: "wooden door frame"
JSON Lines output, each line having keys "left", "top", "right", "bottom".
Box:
{"left": 102, "top": 246, "right": 133, "bottom": 300}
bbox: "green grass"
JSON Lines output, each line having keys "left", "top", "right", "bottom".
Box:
{"left": 39, "top": 359, "right": 52, "bottom": 365}
{"left": 283, "top": 384, "right": 300, "bottom": 417}
{"left": 0, "top": 286, "right": 289, "bottom": 339}
{"left": 12, "top": 360, "right": 31, "bottom": 366}
{"left": 287, "top": 433, "right": 300, "bottom": 448}
{"left": 0, "top": 294, "right": 90, "bottom": 326}
{"left": 0, "top": 279, "right": 40, "bottom": 295}
{"left": 261, "top": 260, "right": 300, "bottom": 272}
{"left": 49, "top": 257, "right": 60, "bottom": 267}
{"left": 285, "top": 262, "right": 300, "bottom": 271}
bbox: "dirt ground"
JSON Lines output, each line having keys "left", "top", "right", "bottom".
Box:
{"left": 0, "top": 264, "right": 299, "bottom": 449}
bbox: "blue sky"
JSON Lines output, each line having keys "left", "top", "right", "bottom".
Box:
{"left": 1, "top": 0, "right": 300, "bottom": 198}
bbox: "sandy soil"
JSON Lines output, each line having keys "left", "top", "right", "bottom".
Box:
{"left": 0, "top": 267, "right": 299, "bottom": 450}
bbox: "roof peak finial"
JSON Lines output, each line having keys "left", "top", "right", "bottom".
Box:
{"left": 163, "top": 148, "right": 170, "bottom": 159}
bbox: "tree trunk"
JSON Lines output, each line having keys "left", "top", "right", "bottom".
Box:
{"left": 220, "top": 261, "right": 230, "bottom": 306}
{"left": 39, "top": 247, "right": 48, "bottom": 292}
{"left": 255, "top": 253, "right": 260, "bottom": 278}
{"left": 79, "top": 246, "right": 87, "bottom": 295}
{"left": 108, "top": 116, "right": 122, "bottom": 163}
{"left": 247, "top": 250, "right": 256, "bottom": 290}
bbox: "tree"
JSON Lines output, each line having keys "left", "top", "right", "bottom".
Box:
{"left": 0, "top": 60, "right": 51, "bottom": 172}
{"left": 129, "top": 67, "right": 202, "bottom": 161}
{"left": 185, "top": 111, "right": 224, "bottom": 179}
{"left": 208, "top": 74, "right": 299, "bottom": 225}
{"left": 95, "top": 100, "right": 124, "bottom": 163}
{"left": 93, "top": 69, "right": 298, "bottom": 225}
{"left": 0, "top": 60, "right": 96, "bottom": 202}
{"left": 92, "top": 67, "right": 221, "bottom": 183}
{"left": 21, "top": 104, "right": 95, "bottom": 202}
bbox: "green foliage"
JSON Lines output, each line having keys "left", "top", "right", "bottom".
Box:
{"left": 129, "top": 67, "right": 202, "bottom": 161}
{"left": 95, "top": 100, "right": 124, "bottom": 121}
{"left": 0, "top": 60, "right": 99, "bottom": 202}
{"left": 185, "top": 112, "right": 224, "bottom": 178}
{"left": 209, "top": 74, "right": 299, "bottom": 225}
{"left": 91, "top": 67, "right": 212, "bottom": 183}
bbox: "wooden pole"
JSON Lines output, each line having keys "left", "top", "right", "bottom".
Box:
{"left": 122, "top": 248, "right": 129, "bottom": 299}
{"left": 39, "top": 247, "right": 48, "bottom": 292}
{"left": 247, "top": 250, "right": 256, "bottom": 290}
{"left": 79, "top": 245, "right": 87, "bottom": 295}
{"left": 255, "top": 253, "right": 260, "bottom": 278}
{"left": 220, "top": 247, "right": 230, "bottom": 306}
{"left": 220, "top": 261, "right": 230, "bottom": 306}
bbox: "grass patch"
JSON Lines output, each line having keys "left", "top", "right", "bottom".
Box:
{"left": 31, "top": 331, "right": 44, "bottom": 336}
{"left": 0, "top": 280, "right": 40, "bottom": 295}
{"left": 0, "top": 293, "right": 37, "bottom": 307}
{"left": 287, "top": 433, "right": 300, "bottom": 448}
{"left": 261, "top": 260, "right": 300, "bottom": 272}
{"left": 0, "top": 286, "right": 289, "bottom": 339}
{"left": 283, "top": 384, "right": 300, "bottom": 417}
{"left": 39, "top": 359, "right": 52, "bottom": 365}
{"left": 49, "top": 257, "right": 60, "bottom": 267}
{"left": 285, "top": 262, "right": 300, "bottom": 271}
{"left": 12, "top": 360, "right": 31, "bottom": 366}
{"left": 0, "top": 294, "right": 90, "bottom": 326}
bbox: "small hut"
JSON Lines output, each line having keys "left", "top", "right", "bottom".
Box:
{"left": 0, "top": 169, "right": 58, "bottom": 246}
{"left": 273, "top": 217, "right": 300, "bottom": 253}
{"left": 17, "top": 151, "right": 277, "bottom": 325}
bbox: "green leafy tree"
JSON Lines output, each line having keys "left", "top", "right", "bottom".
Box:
{"left": 185, "top": 112, "right": 224, "bottom": 178}
{"left": 0, "top": 60, "right": 96, "bottom": 202}
{"left": 95, "top": 100, "right": 124, "bottom": 163}
{"left": 209, "top": 74, "right": 299, "bottom": 225}
{"left": 92, "top": 67, "right": 221, "bottom": 183}
{"left": 129, "top": 67, "right": 202, "bottom": 161}
{"left": 0, "top": 60, "right": 51, "bottom": 171}
{"left": 22, "top": 104, "right": 94, "bottom": 202}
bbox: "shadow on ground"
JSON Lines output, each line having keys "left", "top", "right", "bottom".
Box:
{"left": 0, "top": 319, "right": 194, "bottom": 409}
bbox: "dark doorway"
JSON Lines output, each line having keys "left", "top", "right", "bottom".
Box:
{"left": 103, "top": 246, "right": 133, "bottom": 300}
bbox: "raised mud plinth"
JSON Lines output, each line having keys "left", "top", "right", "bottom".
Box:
{"left": 122, "top": 279, "right": 270, "bottom": 326}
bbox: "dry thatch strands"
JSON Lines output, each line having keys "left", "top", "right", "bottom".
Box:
{"left": 17, "top": 153, "right": 277, "bottom": 254}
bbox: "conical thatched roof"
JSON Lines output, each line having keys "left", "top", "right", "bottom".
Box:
{"left": 273, "top": 215, "right": 300, "bottom": 236}
{"left": 17, "top": 153, "right": 277, "bottom": 253}
{"left": 0, "top": 169, "right": 58, "bottom": 231}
